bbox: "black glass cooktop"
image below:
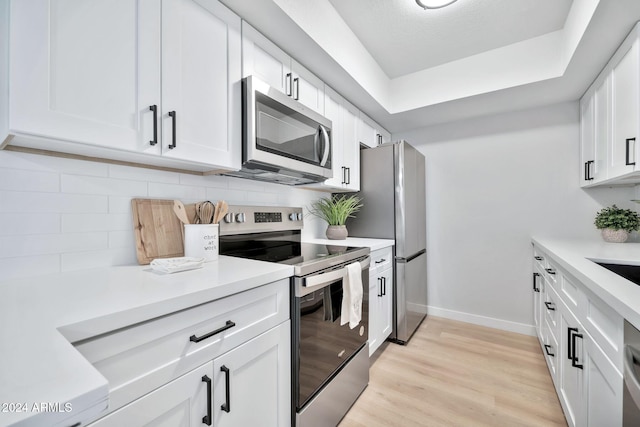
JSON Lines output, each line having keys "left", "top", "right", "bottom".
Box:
{"left": 219, "top": 231, "right": 368, "bottom": 275}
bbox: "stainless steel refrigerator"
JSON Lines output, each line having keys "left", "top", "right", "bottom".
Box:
{"left": 347, "top": 140, "right": 427, "bottom": 344}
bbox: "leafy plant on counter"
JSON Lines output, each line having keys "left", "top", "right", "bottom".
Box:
{"left": 309, "top": 195, "right": 363, "bottom": 226}
{"left": 594, "top": 205, "right": 640, "bottom": 232}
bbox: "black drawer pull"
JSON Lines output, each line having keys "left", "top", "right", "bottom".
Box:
{"left": 544, "top": 344, "right": 554, "bottom": 357}
{"left": 567, "top": 327, "right": 578, "bottom": 361}
{"left": 221, "top": 365, "right": 231, "bottom": 413}
{"left": 375, "top": 258, "right": 387, "bottom": 264}
{"left": 149, "top": 105, "right": 158, "bottom": 146}
{"left": 534, "top": 256, "right": 543, "bottom": 261}
{"left": 545, "top": 268, "right": 556, "bottom": 275}
{"left": 571, "top": 332, "right": 584, "bottom": 369}
{"left": 544, "top": 301, "right": 555, "bottom": 311}
{"left": 202, "top": 375, "right": 212, "bottom": 425}
{"left": 626, "top": 137, "right": 636, "bottom": 166}
{"left": 532, "top": 272, "right": 540, "bottom": 292}
{"left": 190, "top": 320, "right": 236, "bottom": 343}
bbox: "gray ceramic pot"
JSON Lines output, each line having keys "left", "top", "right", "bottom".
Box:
{"left": 326, "top": 225, "right": 348, "bottom": 240}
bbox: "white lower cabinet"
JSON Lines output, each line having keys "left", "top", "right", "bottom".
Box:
{"left": 84, "top": 279, "right": 291, "bottom": 427}
{"left": 369, "top": 246, "right": 393, "bottom": 356}
{"left": 88, "top": 362, "right": 214, "bottom": 427}
{"left": 532, "top": 245, "right": 623, "bottom": 427}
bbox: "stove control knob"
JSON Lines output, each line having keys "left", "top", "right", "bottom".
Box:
{"left": 235, "top": 213, "right": 246, "bottom": 223}
{"left": 289, "top": 213, "right": 296, "bottom": 221}
{"left": 224, "top": 213, "right": 234, "bottom": 223}
{"left": 296, "top": 212, "right": 303, "bottom": 221}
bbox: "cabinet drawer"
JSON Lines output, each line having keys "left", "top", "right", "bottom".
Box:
{"left": 370, "top": 246, "right": 393, "bottom": 274}
{"left": 543, "top": 285, "right": 560, "bottom": 342}
{"left": 543, "top": 258, "right": 559, "bottom": 288}
{"left": 533, "top": 247, "right": 547, "bottom": 271}
{"left": 74, "top": 279, "right": 289, "bottom": 414}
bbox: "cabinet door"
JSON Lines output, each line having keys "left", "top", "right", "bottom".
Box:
{"left": 583, "top": 333, "right": 623, "bottom": 427}
{"left": 533, "top": 270, "right": 543, "bottom": 338}
{"left": 610, "top": 39, "right": 640, "bottom": 176}
{"left": 559, "top": 308, "right": 585, "bottom": 427}
{"left": 379, "top": 268, "right": 393, "bottom": 343}
{"left": 241, "top": 22, "right": 291, "bottom": 95}
{"left": 88, "top": 361, "right": 214, "bottom": 427}
{"left": 368, "top": 270, "right": 382, "bottom": 356}
{"left": 580, "top": 93, "right": 596, "bottom": 186}
{"left": 9, "top": 0, "right": 161, "bottom": 154}
{"left": 593, "top": 76, "right": 611, "bottom": 183}
{"left": 342, "top": 100, "right": 360, "bottom": 191}
{"left": 212, "top": 322, "right": 291, "bottom": 427}
{"left": 291, "top": 60, "right": 324, "bottom": 115}
{"left": 359, "top": 113, "right": 378, "bottom": 148}
{"left": 161, "top": 0, "right": 241, "bottom": 169}
{"left": 322, "top": 88, "right": 344, "bottom": 188}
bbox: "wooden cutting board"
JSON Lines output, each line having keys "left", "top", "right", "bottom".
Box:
{"left": 131, "top": 198, "right": 184, "bottom": 265}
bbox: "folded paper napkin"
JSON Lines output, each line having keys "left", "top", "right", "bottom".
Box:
{"left": 150, "top": 257, "right": 205, "bottom": 274}
{"left": 340, "top": 261, "right": 363, "bottom": 329}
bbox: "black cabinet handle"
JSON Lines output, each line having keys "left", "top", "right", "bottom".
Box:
{"left": 378, "top": 277, "right": 383, "bottom": 297}
{"left": 221, "top": 365, "right": 231, "bottom": 413}
{"left": 294, "top": 77, "right": 300, "bottom": 100}
{"left": 346, "top": 167, "right": 350, "bottom": 185}
{"left": 584, "top": 160, "right": 594, "bottom": 181}
{"left": 587, "top": 160, "right": 594, "bottom": 180}
{"left": 190, "top": 320, "right": 236, "bottom": 343}
{"left": 567, "top": 327, "right": 578, "bottom": 361}
{"left": 382, "top": 276, "right": 386, "bottom": 296}
{"left": 202, "top": 375, "right": 212, "bottom": 426}
{"left": 375, "top": 258, "right": 386, "bottom": 264}
{"left": 626, "top": 138, "right": 636, "bottom": 166}
{"left": 168, "top": 111, "right": 177, "bottom": 149}
{"left": 534, "top": 256, "right": 543, "bottom": 261}
{"left": 571, "top": 332, "right": 584, "bottom": 369}
{"left": 286, "top": 73, "right": 292, "bottom": 97}
{"left": 545, "top": 268, "right": 556, "bottom": 275}
{"left": 544, "top": 301, "right": 555, "bottom": 311}
{"left": 544, "top": 344, "right": 554, "bottom": 357}
{"left": 532, "top": 272, "right": 540, "bottom": 292}
{"left": 149, "top": 105, "right": 158, "bottom": 146}
{"left": 341, "top": 166, "right": 346, "bottom": 184}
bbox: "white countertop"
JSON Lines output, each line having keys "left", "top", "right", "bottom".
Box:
{"left": 0, "top": 257, "right": 293, "bottom": 427}
{"left": 303, "top": 237, "right": 394, "bottom": 252}
{"left": 532, "top": 236, "right": 640, "bottom": 331}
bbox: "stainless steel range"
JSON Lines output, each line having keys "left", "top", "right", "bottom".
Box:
{"left": 219, "top": 205, "right": 370, "bottom": 427}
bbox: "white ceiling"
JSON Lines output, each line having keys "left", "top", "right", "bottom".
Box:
{"left": 327, "top": 0, "right": 574, "bottom": 78}
{"left": 222, "top": 0, "right": 640, "bottom": 132}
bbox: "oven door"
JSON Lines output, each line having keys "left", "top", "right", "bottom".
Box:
{"left": 292, "top": 257, "right": 369, "bottom": 411}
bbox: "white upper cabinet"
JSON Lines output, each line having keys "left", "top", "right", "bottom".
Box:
{"left": 580, "top": 23, "right": 640, "bottom": 187}
{"left": 359, "top": 112, "right": 391, "bottom": 148}
{"left": 6, "top": 0, "right": 241, "bottom": 172}
{"left": 303, "top": 86, "right": 359, "bottom": 192}
{"left": 241, "top": 21, "right": 324, "bottom": 114}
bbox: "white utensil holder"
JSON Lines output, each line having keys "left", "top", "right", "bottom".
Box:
{"left": 184, "top": 224, "right": 219, "bottom": 261}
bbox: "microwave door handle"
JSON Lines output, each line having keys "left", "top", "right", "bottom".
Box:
{"left": 319, "top": 125, "right": 330, "bottom": 167}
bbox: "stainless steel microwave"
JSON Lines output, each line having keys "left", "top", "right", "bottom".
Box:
{"left": 225, "top": 76, "right": 332, "bottom": 185}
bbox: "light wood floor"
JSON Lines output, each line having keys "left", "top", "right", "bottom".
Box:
{"left": 339, "top": 316, "right": 567, "bottom": 427}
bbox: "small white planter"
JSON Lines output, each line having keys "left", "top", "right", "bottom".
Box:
{"left": 601, "top": 228, "right": 629, "bottom": 243}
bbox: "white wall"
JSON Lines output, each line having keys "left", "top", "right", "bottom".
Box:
{"left": 0, "top": 151, "right": 327, "bottom": 281}
{"left": 395, "top": 102, "right": 636, "bottom": 335}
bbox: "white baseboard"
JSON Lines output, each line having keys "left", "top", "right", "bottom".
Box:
{"left": 425, "top": 306, "right": 536, "bottom": 337}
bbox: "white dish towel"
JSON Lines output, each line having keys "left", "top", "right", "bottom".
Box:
{"left": 341, "top": 261, "right": 363, "bottom": 329}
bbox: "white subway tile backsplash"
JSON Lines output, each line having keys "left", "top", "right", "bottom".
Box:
{"left": 0, "top": 168, "right": 59, "bottom": 192}
{"left": 0, "top": 191, "right": 108, "bottom": 213}
{"left": 109, "top": 164, "right": 180, "bottom": 184}
{"left": 61, "top": 247, "right": 137, "bottom": 272}
{"left": 62, "top": 175, "right": 148, "bottom": 196}
{"left": 148, "top": 182, "right": 207, "bottom": 200}
{"left": 61, "top": 213, "right": 131, "bottom": 233}
{"left": 0, "top": 154, "right": 326, "bottom": 281}
{"left": 0, "top": 255, "right": 61, "bottom": 281}
{"left": 0, "top": 213, "right": 61, "bottom": 235}
{"left": 0, "top": 151, "right": 109, "bottom": 176}
{"left": 0, "top": 233, "right": 108, "bottom": 257}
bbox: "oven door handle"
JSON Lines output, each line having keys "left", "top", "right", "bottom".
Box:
{"left": 298, "top": 257, "right": 370, "bottom": 294}
{"left": 625, "top": 344, "right": 640, "bottom": 409}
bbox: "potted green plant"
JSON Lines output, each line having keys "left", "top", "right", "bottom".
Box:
{"left": 594, "top": 204, "right": 640, "bottom": 243}
{"left": 309, "top": 195, "right": 363, "bottom": 240}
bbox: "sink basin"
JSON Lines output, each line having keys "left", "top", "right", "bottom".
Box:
{"left": 595, "top": 262, "right": 640, "bottom": 286}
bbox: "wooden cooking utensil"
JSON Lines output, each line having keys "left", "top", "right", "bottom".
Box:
{"left": 216, "top": 200, "right": 228, "bottom": 224}
{"left": 197, "top": 201, "right": 214, "bottom": 224}
{"left": 173, "top": 200, "right": 190, "bottom": 225}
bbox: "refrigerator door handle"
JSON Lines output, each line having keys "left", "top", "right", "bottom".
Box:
{"left": 395, "top": 249, "right": 426, "bottom": 263}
